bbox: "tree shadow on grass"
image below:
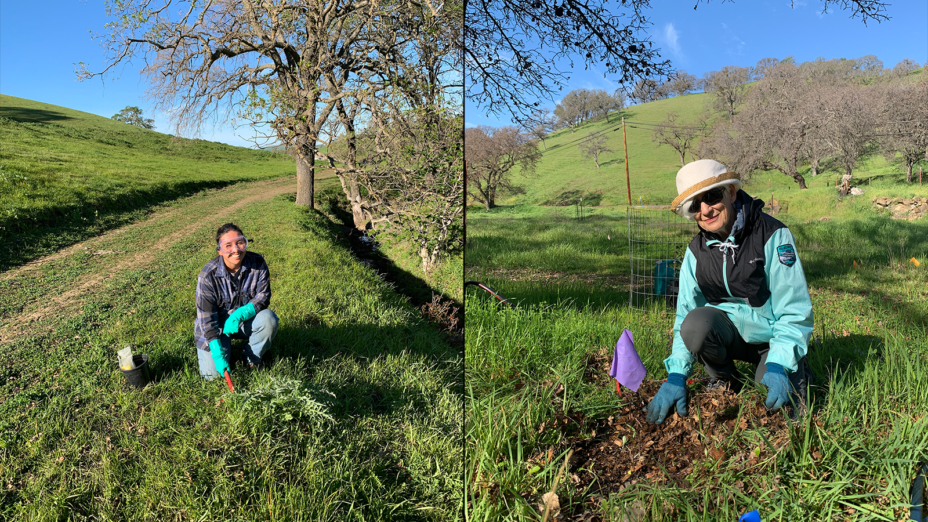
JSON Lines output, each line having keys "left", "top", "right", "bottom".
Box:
{"left": 0, "top": 179, "right": 244, "bottom": 273}
{"left": 598, "top": 157, "right": 625, "bottom": 169}
{"left": 806, "top": 333, "right": 885, "bottom": 407}
{"left": 0, "top": 107, "right": 74, "bottom": 124}
{"left": 147, "top": 351, "right": 189, "bottom": 384}
{"left": 311, "top": 195, "right": 463, "bottom": 313}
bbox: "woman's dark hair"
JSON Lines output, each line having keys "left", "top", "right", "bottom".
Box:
{"left": 216, "top": 223, "right": 244, "bottom": 244}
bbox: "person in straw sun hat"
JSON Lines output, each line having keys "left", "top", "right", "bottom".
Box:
{"left": 645, "top": 159, "right": 815, "bottom": 424}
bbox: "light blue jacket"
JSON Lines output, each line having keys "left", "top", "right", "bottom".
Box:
{"left": 664, "top": 194, "right": 814, "bottom": 376}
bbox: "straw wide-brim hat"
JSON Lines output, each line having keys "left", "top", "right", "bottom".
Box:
{"left": 671, "top": 159, "right": 742, "bottom": 220}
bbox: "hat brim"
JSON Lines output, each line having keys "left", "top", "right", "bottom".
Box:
{"left": 671, "top": 173, "right": 742, "bottom": 220}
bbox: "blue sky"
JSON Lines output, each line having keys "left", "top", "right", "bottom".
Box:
{"left": 466, "top": 0, "right": 928, "bottom": 128}
{"left": 0, "top": 1, "right": 253, "bottom": 147}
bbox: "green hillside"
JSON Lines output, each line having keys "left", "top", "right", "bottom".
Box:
{"left": 498, "top": 83, "right": 925, "bottom": 216}
{"left": 0, "top": 95, "right": 319, "bottom": 271}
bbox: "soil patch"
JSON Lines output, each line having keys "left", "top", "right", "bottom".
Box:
{"left": 568, "top": 381, "right": 789, "bottom": 497}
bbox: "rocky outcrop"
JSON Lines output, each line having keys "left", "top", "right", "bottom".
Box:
{"left": 872, "top": 196, "right": 928, "bottom": 220}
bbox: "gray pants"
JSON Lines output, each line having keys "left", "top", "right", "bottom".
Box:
{"left": 680, "top": 306, "right": 811, "bottom": 403}
{"left": 197, "top": 309, "right": 279, "bottom": 380}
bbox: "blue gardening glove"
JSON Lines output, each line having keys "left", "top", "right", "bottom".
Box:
{"left": 762, "top": 363, "right": 791, "bottom": 410}
{"left": 222, "top": 302, "right": 257, "bottom": 336}
{"left": 645, "top": 373, "right": 688, "bottom": 424}
{"left": 209, "top": 338, "right": 230, "bottom": 377}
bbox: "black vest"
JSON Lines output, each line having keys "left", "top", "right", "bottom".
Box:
{"left": 689, "top": 191, "right": 787, "bottom": 308}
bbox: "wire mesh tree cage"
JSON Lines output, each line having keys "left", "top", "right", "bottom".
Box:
{"left": 627, "top": 207, "right": 697, "bottom": 311}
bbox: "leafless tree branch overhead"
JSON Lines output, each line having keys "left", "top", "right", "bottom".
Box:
{"left": 467, "top": 0, "right": 892, "bottom": 123}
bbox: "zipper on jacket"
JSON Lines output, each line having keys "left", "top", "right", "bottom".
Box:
{"left": 709, "top": 237, "right": 747, "bottom": 333}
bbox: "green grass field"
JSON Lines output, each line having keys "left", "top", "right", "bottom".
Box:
{"left": 0, "top": 190, "right": 462, "bottom": 520}
{"left": 0, "top": 95, "right": 337, "bottom": 272}
{"left": 489, "top": 78, "right": 925, "bottom": 211}
{"left": 0, "top": 96, "right": 463, "bottom": 520}
{"left": 466, "top": 89, "right": 928, "bottom": 520}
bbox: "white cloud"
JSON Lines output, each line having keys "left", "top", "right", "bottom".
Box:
{"left": 664, "top": 23, "right": 681, "bottom": 55}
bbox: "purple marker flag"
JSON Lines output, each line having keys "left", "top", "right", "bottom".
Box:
{"left": 609, "top": 329, "right": 646, "bottom": 392}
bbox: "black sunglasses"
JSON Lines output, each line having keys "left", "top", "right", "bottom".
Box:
{"left": 688, "top": 187, "right": 727, "bottom": 213}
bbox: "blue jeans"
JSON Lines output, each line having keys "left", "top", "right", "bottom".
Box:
{"left": 197, "top": 309, "right": 279, "bottom": 380}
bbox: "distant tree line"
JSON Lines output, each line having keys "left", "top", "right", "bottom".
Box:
{"left": 466, "top": 54, "right": 927, "bottom": 210}
{"left": 552, "top": 89, "right": 625, "bottom": 131}
{"left": 647, "top": 55, "right": 928, "bottom": 188}
{"left": 701, "top": 55, "right": 928, "bottom": 189}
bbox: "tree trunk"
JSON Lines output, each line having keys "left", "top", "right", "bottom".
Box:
{"left": 810, "top": 159, "right": 819, "bottom": 177}
{"left": 419, "top": 245, "right": 442, "bottom": 273}
{"left": 295, "top": 151, "right": 315, "bottom": 208}
{"left": 793, "top": 173, "right": 808, "bottom": 190}
{"left": 347, "top": 178, "right": 368, "bottom": 230}
{"left": 906, "top": 162, "right": 913, "bottom": 183}
{"left": 678, "top": 150, "right": 685, "bottom": 166}
{"left": 594, "top": 156, "right": 600, "bottom": 169}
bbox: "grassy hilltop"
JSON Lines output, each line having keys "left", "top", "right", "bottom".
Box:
{"left": 492, "top": 78, "right": 925, "bottom": 218}
{"left": 0, "top": 95, "right": 318, "bottom": 271}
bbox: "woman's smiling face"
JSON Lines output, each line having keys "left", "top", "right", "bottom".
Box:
{"left": 218, "top": 230, "right": 247, "bottom": 272}
{"left": 693, "top": 185, "right": 738, "bottom": 237}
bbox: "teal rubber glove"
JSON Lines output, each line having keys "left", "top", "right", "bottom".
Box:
{"left": 645, "top": 373, "right": 688, "bottom": 424}
{"left": 209, "top": 338, "right": 230, "bottom": 377}
{"left": 222, "top": 302, "right": 256, "bottom": 336}
{"left": 762, "top": 363, "right": 791, "bottom": 410}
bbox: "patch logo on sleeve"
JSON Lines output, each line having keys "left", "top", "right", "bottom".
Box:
{"left": 777, "top": 244, "right": 797, "bottom": 267}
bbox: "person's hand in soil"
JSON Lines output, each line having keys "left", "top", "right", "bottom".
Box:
{"left": 761, "top": 363, "right": 791, "bottom": 410}
{"left": 645, "top": 373, "right": 687, "bottom": 424}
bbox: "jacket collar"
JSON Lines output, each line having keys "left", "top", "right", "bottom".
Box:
{"left": 214, "top": 252, "right": 251, "bottom": 279}
{"left": 700, "top": 190, "right": 764, "bottom": 244}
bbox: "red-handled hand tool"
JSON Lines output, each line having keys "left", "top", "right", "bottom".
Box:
{"left": 224, "top": 370, "right": 235, "bottom": 393}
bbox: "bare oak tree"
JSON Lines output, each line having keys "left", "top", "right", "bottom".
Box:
{"left": 753, "top": 57, "right": 780, "bottom": 80}
{"left": 465, "top": 126, "right": 540, "bottom": 210}
{"left": 464, "top": 0, "right": 669, "bottom": 123}
{"left": 702, "top": 65, "right": 754, "bottom": 122}
{"left": 578, "top": 131, "right": 613, "bottom": 169}
{"left": 526, "top": 108, "right": 557, "bottom": 150}
{"left": 879, "top": 80, "right": 928, "bottom": 183}
{"left": 554, "top": 88, "right": 596, "bottom": 130}
{"left": 668, "top": 70, "right": 699, "bottom": 96}
{"left": 629, "top": 78, "right": 659, "bottom": 105}
{"left": 466, "top": 0, "right": 891, "bottom": 123}
{"left": 651, "top": 111, "right": 708, "bottom": 166}
{"left": 732, "top": 62, "right": 816, "bottom": 189}
{"left": 817, "top": 84, "right": 879, "bottom": 179}
{"left": 79, "top": 0, "right": 401, "bottom": 210}
{"left": 890, "top": 58, "right": 919, "bottom": 79}
{"left": 588, "top": 89, "right": 624, "bottom": 123}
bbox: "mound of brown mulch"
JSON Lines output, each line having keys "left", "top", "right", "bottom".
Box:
{"left": 569, "top": 381, "right": 790, "bottom": 496}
